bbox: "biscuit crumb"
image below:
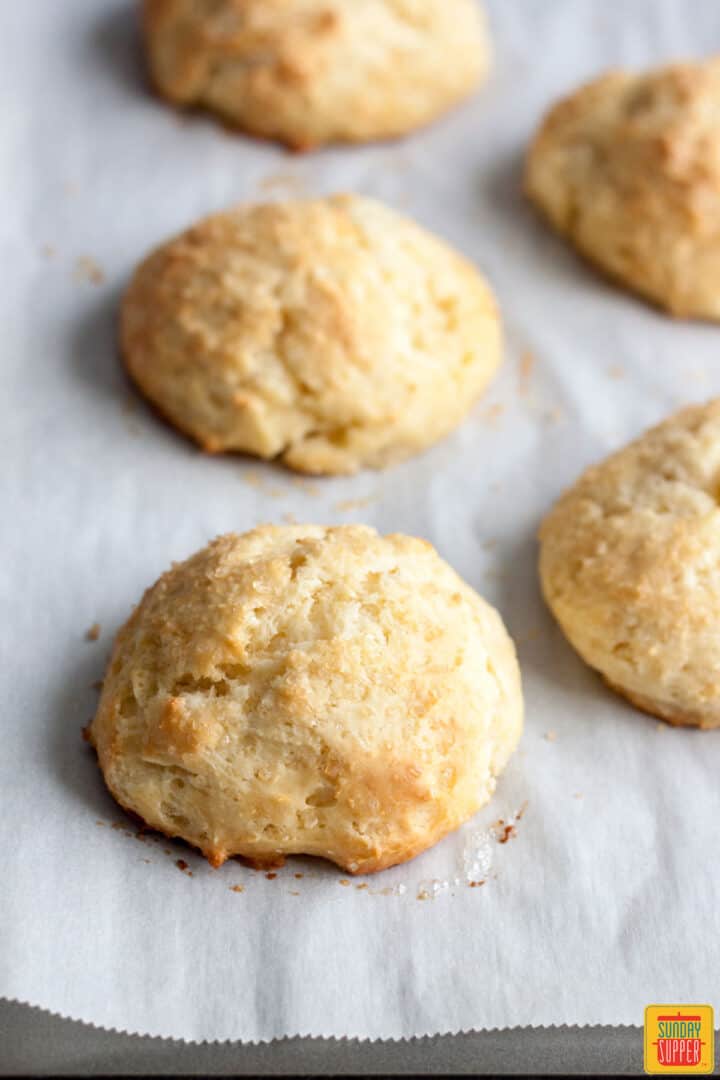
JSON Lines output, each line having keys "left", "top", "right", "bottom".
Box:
{"left": 294, "top": 872, "right": 304, "bottom": 879}
{"left": 291, "top": 477, "right": 319, "bottom": 496}
{"left": 544, "top": 729, "right": 558, "bottom": 742}
{"left": 243, "top": 470, "right": 286, "bottom": 498}
{"left": 176, "top": 859, "right": 193, "bottom": 876}
{"left": 518, "top": 350, "right": 535, "bottom": 395}
{"left": 468, "top": 879, "right": 485, "bottom": 888}
{"left": 493, "top": 801, "right": 526, "bottom": 844}
{"left": 230, "top": 884, "right": 245, "bottom": 893}
{"left": 265, "top": 872, "right": 277, "bottom": 880}
{"left": 480, "top": 402, "right": 504, "bottom": 427}
{"left": 95, "top": 820, "right": 105, "bottom": 827}
{"left": 74, "top": 256, "right": 105, "bottom": 286}
{"left": 289, "top": 889, "right": 301, "bottom": 895}
{"left": 85, "top": 623, "right": 101, "bottom": 642}
{"left": 283, "top": 511, "right": 299, "bottom": 525}
{"left": 494, "top": 820, "right": 517, "bottom": 844}
{"left": 543, "top": 407, "right": 564, "bottom": 426}
{"left": 338, "top": 878, "right": 351, "bottom": 886}
{"left": 334, "top": 495, "right": 376, "bottom": 513}
{"left": 573, "top": 792, "right": 584, "bottom": 799}
{"left": 258, "top": 172, "right": 307, "bottom": 195}
{"left": 356, "top": 882, "right": 368, "bottom": 890}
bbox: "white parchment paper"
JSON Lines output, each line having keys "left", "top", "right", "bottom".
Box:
{"left": 2, "top": 0, "right": 720, "bottom": 1043}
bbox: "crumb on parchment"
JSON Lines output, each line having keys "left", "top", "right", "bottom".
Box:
{"left": 85, "top": 623, "right": 101, "bottom": 642}
{"left": 518, "top": 350, "right": 535, "bottom": 395}
{"left": 291, "top": 477, "right": 319, "bottom": 496}
{"left": 480, "top": 402, "right": 504, "bottom": 427}
{"left": 74, "top": 256, "right": 105, "bottom": 286}
{"left": 334, "top": 495, "right": 377, "bottom": 513}
{"left": 258, "top": 172, "right": 307, "bottom": 195}
{"left": 493, "top": 800, "right": 528, "bottom": 845}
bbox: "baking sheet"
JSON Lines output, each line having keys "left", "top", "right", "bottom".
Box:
{"left": 2, "top": 0, "right": 720, "bottom": 1043}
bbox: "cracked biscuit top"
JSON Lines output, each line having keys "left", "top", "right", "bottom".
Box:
{"left": 142, "top": 0, "right": 490, "bottom": 148}
{"left": 88, "top": 525, "right": 523, "bottom": 873}
{"left": 121, "top": 194, "right": 501, "bottom": 474}
{"left": 525, "top": 57, "right": 720, "bottom": 318}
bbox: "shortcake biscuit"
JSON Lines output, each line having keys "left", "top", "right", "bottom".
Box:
{"left": 142, "top": 0, "right": 490, "bottom": 148}
{"left": 526, "top": 58, "right": 720, "bottom": 318}
{"left": 540, "top": 400, "right": 720, "bottom": 727}
{"left": 121, "top": 195, "right": 501, "bottom": 474}
{"left": 89, "top": 525, "right": 523, "bottom": 872}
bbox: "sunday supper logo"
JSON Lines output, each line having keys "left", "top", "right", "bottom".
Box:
{"left": 644, "top": 1005, "right": 714, "bottom": 1074}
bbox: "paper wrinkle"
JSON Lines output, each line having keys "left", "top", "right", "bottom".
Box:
{"left": 2, "top": 0, "right": 720, "bottom": 1043}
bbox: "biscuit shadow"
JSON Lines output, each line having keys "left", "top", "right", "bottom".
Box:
{"left": 69, "top": 284, "right": 158, "bottom": 433}
{"left": 51, "top": 636, "right": 120, "bottom": 820}
{"left": 86, "top": 0, "right": 148, "bottom": 102}
{"left": 479, "top": 148, "right": 621, "bottom": 306}
{"left": 69, "top": 287, "right": 198, "bottom": 454}
{"left": 493, "top": 522, "right": 604, "bottom": 708}
{"left": 70, "top": 284, "right": 128, "bottom": 408}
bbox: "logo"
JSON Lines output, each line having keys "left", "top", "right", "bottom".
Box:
{"left": 644, "top": 1005, "right": 714, "bottom": 1074}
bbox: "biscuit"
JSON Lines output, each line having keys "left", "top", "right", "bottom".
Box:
{"left": 142, "top": 0, "right": 490, "bottom": 148}
{"left": 539, "top": 400, "right": 720, "bottom": 728}
{"left": 525, "top": 57, "right": 720, "bottom": 318}
{"left": 121, "top": 195, "right": 501, "bottom": 474}
{"left": 88, "top": 525, "right": 523, "bottom": 873}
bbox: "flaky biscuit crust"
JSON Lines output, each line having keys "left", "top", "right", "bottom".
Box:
{"left": 121, "top": 195, "right": 501, "bottom": 474}
{"left": 89, "top": 525, "right": 523, "bottom": 872}
{"left": 525, "top": 57, "right": 720, "bottom": 319}
{"left": 142, "top": 0, "right": 490, "bottom": 148}
{"left": 539, "top": 400, "right": 720, "bottom": 728}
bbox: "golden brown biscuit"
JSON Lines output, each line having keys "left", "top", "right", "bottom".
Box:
{"left": 525, "top": 57, "right": 720, "bottom": 318}
{"left": 539, "top": 400, "right": 720, "bottom": 728}
{"left": 88, "top": 525, "right": 523, "bottom": 873}
{"left": 121, "top": 195, "right": 502, "bottom": 474}
{"left": 142, "top": 0, "right": 490, "bottom": 148}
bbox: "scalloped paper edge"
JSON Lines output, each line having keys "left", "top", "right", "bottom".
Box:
{"left": 0, "top": 992, "right": 641, "bottom": 1046}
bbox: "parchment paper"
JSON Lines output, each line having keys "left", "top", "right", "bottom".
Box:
{"left": 2, "top": 0, "right": 720, "bottom": 1043}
